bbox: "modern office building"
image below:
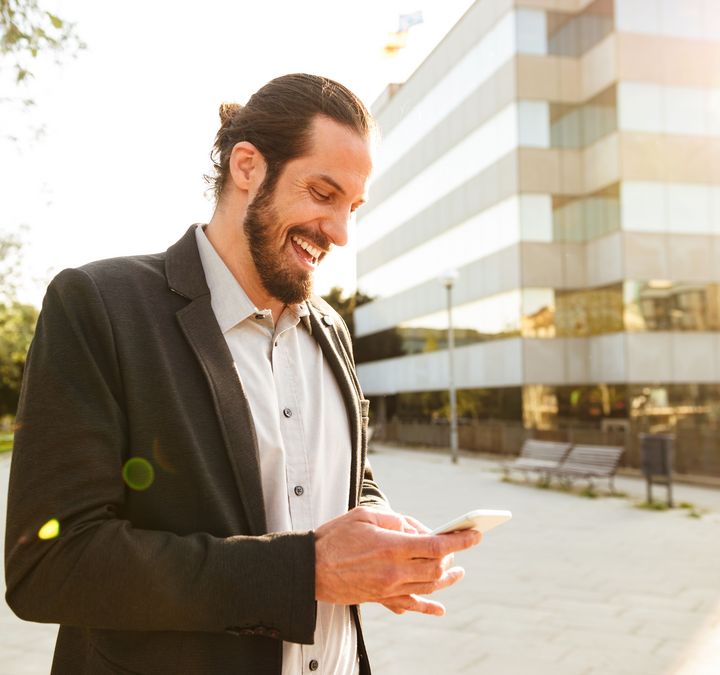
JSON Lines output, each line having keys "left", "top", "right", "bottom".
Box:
{"left": 354, "top": 0, "right": 720, "bottom": 473}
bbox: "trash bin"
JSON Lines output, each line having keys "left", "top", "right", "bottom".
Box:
{"left": 639, "top": 433, "right": 674, "bottom": 507}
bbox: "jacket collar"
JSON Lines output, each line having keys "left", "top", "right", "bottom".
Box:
{"left": 165, "top": 225, "right": 363, "bottom": 527}
{"left": 165, "top": 225, "right": 211, "bottom": 300}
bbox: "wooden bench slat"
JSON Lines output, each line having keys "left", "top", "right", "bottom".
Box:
{"left": 503, "top": 440, "right": 572, "bottom": 477}
{"left": 548, "top": 444, "right": 624, "bottom": 486}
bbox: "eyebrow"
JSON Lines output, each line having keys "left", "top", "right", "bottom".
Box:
{"left": 313, "top": 174, "right": 346, "bottom": 196}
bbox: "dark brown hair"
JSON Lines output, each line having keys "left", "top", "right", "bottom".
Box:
{"left": 207, "top": 73, "right": 374, "bottom": 201}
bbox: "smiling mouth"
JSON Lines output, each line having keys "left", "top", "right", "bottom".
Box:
{"left": 291, "top": 235, "right": 324, "bottom": 267}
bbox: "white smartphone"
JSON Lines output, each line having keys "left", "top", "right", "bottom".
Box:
{"left": 431, "top": 509, "right": 512, "bottom": 535}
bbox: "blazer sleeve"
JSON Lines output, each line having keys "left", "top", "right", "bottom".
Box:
{"left": 4, "top": 269, "right": 317, "bottom": 643}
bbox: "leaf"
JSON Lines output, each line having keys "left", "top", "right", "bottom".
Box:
{"left": 16, "top": 67, "right": 28, "bottom": 83}
{"left": 46, "top": 12, "right": 62, "bottom": 29}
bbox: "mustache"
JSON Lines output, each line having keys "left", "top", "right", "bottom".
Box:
{"left": 288, "top": 227, "right": 332, "bottom": 254}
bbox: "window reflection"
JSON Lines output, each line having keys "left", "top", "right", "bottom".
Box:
{"left": 381, "top": 384, "right": 720, "bottom": 433}
{"left": 521, "top": 289, "right": 555, "bottom": 337}
{"left": 380, "top": 388, "right": 523, "bottom": 424}
{"left": 523, "top": 384, "right": 628, "bottom": 429}
{"left": 546, "top": 0, "right": 614, "bottom": 58}
{"left": 556, "top": 284, "right": 624, "bottom": 336}
{"left": 354, "top": 281, "right": 720, "bottom": 363}
{"left": 550, "top": 86, "right": 617, "bottom": 150}
{"left": 624, "top": 282, "right": 720, "bottom": 332}
{"left": 553, "top": 183, "right": 620, "bottom": 242}
{"left": 355, "top": 292, "right": 523, "bottom": 363}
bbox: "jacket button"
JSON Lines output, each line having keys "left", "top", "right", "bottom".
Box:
{"left": 283, "top": 408, "right": 293, "bottom": 418}
{"left": 322, "top": 314, "right": 333, "bottom": 326}
{"left": 294, "top": 485, "right": 304, "bottom": 496}
{"left": 309, "top": 659, "right": 319, "bottom": 671}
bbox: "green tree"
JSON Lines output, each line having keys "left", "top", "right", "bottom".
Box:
{"left": 0, "top": 300, "right": 37, "bottom": 415}
{"left": 0, "top": 230, "right": 38, "bottom": 415}
{"left": 321, "top": 286, "right": 373, "bottom": 337}
{"left": 1, "top": 0, "right": 82, "bottom": 85}
{"left": 1, "top": 0, "right": 84, "bottom": 139}
{"left": 0, "top": 229, "right": 23, "bottom": 303}
{"left": 321, "top": 287, "right": 404, "bottom": 365}
{"left": 0, "top": 1, "right": 81, "bottom": 413}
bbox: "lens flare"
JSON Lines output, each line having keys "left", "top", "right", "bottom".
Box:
{"left": 122, "top": 457, "right": 155, "bottom": 491}
{"left": 152, "top": 438, "right": 175, "bottom": 473}
{"left": 38, "top": 518, "right": 60, "bottom": 540}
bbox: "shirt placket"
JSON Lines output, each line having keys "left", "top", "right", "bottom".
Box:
{"left": 271, "top": 318, "right": 323, "bottom": 674}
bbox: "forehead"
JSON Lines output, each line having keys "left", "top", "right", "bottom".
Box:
{"left": 293, "top": 115, "right": 374, "bottom": 195}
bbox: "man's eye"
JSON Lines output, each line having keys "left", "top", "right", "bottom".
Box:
{"left": 310, "top": 187, "right": 330, "bottom": 201}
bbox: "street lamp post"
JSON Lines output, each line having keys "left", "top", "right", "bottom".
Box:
{"left": 439, "top": 269, "right": 459, "bottom": 463}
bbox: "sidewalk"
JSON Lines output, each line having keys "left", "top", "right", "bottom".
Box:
{"left": 0, "top": 454, "right": 56, "bottom": 674}
{"left": 2, "top": 447, "right": 719, "bottom": 674}
{"left": 362, "top": 445, "right": 720, "bottom": 675}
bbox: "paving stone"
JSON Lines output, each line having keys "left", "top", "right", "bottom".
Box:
{"left": 3, "top": 447, "right": 720, "bottom": 675}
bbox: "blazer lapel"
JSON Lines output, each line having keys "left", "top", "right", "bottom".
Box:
{"left": 307, "top": 301, "right": 363, "bottom": 509}
{"left": 166, "top": 226, "right": 267, "bottom": 535}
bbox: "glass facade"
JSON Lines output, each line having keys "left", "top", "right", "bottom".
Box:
{"left": 624, "top": 282, "right": 720, "bottom": 332}
{"left": 378, "top": 387, "right": 523, "bottom": 424}
{"left": 523, "top": 383, "right": 720, "bottom": 432}
{"left": 546, "top": 0, "right": 614, "bottom": 57}
{"left": 550, "top": 86, "right": 617, "bottom": 150}
{"left": 356, "top": 282, "right": 720, "bottom": 361}
{"left": 553, "top": 183, "right": 620, "bottom": 242}
{"left": 356, "top": 0, "right": 720, "bottom": 475}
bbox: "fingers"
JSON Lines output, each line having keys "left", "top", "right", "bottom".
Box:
{"left": 382, "top": 594, "right": 446, "bottom": 617}
{"left": 403, "top": 557, "right": 455, "bottom": 584}
{"left": 397, "top": 565, "right": 466, "bottom": 596}
{"left": 404, "top": 529, "right": 482, "bottom": 559}
{"left": 316, "top": 507, "right": 479, "bottom": 609}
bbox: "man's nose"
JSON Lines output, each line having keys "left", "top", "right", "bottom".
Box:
{"left": 320, "top": 209, "right": 351, "bottom": 248}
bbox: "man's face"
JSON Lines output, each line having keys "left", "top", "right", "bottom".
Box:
{"left": 243, "top": 115, "right": 373, "bottom": 305}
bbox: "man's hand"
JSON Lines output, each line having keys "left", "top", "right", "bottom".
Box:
{"left": 314, "top": 506, "right": 481, "bottom": 616}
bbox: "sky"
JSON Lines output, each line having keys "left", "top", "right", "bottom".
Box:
{"left": 1, "top": 0, "right": 476, "bottom": 307}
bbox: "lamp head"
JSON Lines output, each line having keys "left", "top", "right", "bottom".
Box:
{"left": 438, "top": 268, "right": 459, "bottom": 288}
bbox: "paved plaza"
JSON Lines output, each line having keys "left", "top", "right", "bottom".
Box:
{"left": 2, "top": 446, "right": 719, "bottom": 674}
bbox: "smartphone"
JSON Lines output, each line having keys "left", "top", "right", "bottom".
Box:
{"left": 431, "top": 509, "right": 512, "bottom": 535}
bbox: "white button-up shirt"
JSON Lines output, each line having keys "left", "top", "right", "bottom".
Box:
{"left": 195, "top": 227, "right": 359, "bottom": 675}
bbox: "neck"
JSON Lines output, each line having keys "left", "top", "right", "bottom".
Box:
{"left": 205, "top": 201, "right": 286, "bottom": 322}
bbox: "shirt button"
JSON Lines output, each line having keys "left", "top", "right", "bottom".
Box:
{"left": 294, "top": 485, "right": 304, "bottom": 496}
{"left": 309, "top": 660, "right": 319, "bottom": 671}
{"left": 283, "top": 408, "right": 293, "bottom": 418}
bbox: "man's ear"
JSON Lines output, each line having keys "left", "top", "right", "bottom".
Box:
{"left": 228, "top": 141, "right": 267, "bottom": 195}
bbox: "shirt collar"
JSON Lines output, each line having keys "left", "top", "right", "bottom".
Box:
{"left": 194, "top": 226, "right": 311, "bottom": 334}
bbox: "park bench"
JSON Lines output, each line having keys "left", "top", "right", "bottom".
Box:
{"left": 502, "top": 439, "right": 572, "bottom": 481}
{"left": 546, "top": 444, "right": 624, "bottom": 491}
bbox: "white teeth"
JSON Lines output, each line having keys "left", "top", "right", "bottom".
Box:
{"left": 292, "top": 235, "right": 321, "bottom": 260}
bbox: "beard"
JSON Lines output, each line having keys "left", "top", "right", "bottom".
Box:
{"left": 243, "top": 178, "right": 331, "bottom": 306}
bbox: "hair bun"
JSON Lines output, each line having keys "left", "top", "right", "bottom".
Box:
{"left": 218, "top": 102, "right": 242, "bottom": 125}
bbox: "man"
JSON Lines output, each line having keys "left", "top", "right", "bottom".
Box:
{"left": 5, "top": 74, "right": 480, "bottom": 674}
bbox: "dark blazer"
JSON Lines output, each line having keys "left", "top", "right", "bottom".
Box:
{"left": 5, "top": 226, "right": 385, "bottom": 674}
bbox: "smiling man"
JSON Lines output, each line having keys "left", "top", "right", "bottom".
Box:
{"left": 5, "top": 74, "right": 480, "bottom": 675}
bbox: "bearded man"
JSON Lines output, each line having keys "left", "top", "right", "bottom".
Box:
{"left": 5, "top": 74, "right": 480, "bottom": 675}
